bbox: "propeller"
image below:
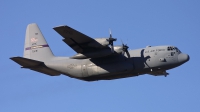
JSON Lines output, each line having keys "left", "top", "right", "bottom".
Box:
{"left": 107, "top": 29, "right": 117, "bottom": 52}
{"left": 121, "top": 41, "right": 130, "bottom": 58}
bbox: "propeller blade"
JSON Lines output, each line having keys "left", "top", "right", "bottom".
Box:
{"left": 122, "top": 50, "right": 125, "bottom": 55}
{"left": 125, "top": 50, "right": 130, "bottom": 58}
{"left": 107, "top": 29, "right": 117, "bottom": 53}
{"left": 121, "top": 41, "right": 130, "bottom": 58}
{"left": 110, "top": 41, "right": 114, "bottom": 52}
{"left": 111, "top": 45, "right": 114, "bottom": 53}
{"left": 121, "top": 39, "right": 124, "bottom": 45}
{"left": 109, "top": 29, "right": 112, "bottom": 38}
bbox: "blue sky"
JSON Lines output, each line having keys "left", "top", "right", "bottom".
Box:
{"left": 1, "top": 0, "right": 200, "bottom": 112}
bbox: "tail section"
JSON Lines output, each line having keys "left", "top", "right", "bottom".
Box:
{"left": 24, "top": 23, "right": 54, "bottom": 61}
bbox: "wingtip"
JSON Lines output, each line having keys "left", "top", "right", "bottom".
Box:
{"left": 10, "top": 57, "right": 17, "bottom": 60}
{"left": 53, "top": 25, "right": 68, "bottom": 29}
{"left": 10, "top": 56, "right": 23, "bottom": 60}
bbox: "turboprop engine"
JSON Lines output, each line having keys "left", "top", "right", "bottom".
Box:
{"left": 70, "top": 30, "right": 130, "bottom": 59}
{"left": 70, "top": 44, "right": 130, "bottom": 59}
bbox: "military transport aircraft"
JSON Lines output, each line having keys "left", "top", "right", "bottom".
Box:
{"left": 10, "top": 23, "right": 190, "bottom": 81}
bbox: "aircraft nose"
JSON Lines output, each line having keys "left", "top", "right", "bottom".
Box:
{"left": 178, "top": 53, "right": 190, "bottom": 63}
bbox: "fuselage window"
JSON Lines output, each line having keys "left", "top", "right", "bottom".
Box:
{"left": 167, "top": 47, "right": 170, "bottom": 51}
{"left": 171, "top": 52, "right": 173, "bottom": 56}
{"left": 171, "top": 52, "right": 175, "bottom": 56}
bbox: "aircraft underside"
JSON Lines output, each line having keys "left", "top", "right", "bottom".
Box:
{"left": 79, "top": 73, "right": 139, "bottom": 81}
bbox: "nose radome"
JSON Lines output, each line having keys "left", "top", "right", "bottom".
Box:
{"left": 178, "top": 53, "right": 190, "bottom": 63}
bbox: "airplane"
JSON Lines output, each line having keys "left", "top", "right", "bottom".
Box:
{"left": 10, "top": 23, "right": 190, "bottom": 81}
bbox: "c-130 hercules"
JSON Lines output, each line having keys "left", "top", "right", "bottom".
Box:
{"left": 10, "top": 23, "right": 190, "bottom": 81}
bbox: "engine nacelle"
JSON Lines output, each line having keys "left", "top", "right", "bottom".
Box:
{"left": 70, "top": 48, "right": 112, "bottom": 59}
{"left": 87, "top": 38, "right": 109, "bottom": 48}
{"left": 70, "top": 46, "right": 124, "bottom": 59}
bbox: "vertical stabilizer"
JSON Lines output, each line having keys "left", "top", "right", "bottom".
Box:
{"left": 23, "top": 23, "right": 54, "bottom": 61}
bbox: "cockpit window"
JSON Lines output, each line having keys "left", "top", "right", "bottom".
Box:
{"left": 167, "top": 46, "right": 174, "bottom": 51}
{"left": 174, "top": 47, "right": 178, "bottom": 52}
{"left": 174, "top": 47, "right": 181, "bottom": 53}
{"left": 168, "top": 46, "right": 181, "bottom": 52}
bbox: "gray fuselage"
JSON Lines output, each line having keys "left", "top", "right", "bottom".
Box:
{"left": 45, "top": 45, "right": 189, "bottom": 81}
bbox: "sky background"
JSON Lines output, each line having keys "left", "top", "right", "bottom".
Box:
{"left": 1, "top": 0, "right": 200, "bottom": 112}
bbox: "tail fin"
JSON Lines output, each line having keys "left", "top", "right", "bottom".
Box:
{"left": 23, "top": 23, "right": 54, "bottom": 61}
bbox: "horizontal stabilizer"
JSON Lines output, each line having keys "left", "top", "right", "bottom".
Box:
{"left": 10, "top": 57, "right": 61, "bottom": 76}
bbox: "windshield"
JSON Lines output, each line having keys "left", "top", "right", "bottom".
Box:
{"left": 175, "top": 47, "right": 181, "bottom": 53}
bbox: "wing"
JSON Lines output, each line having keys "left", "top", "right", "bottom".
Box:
{"left": 53, "top": 25, "right": 106, "bottom": 53}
